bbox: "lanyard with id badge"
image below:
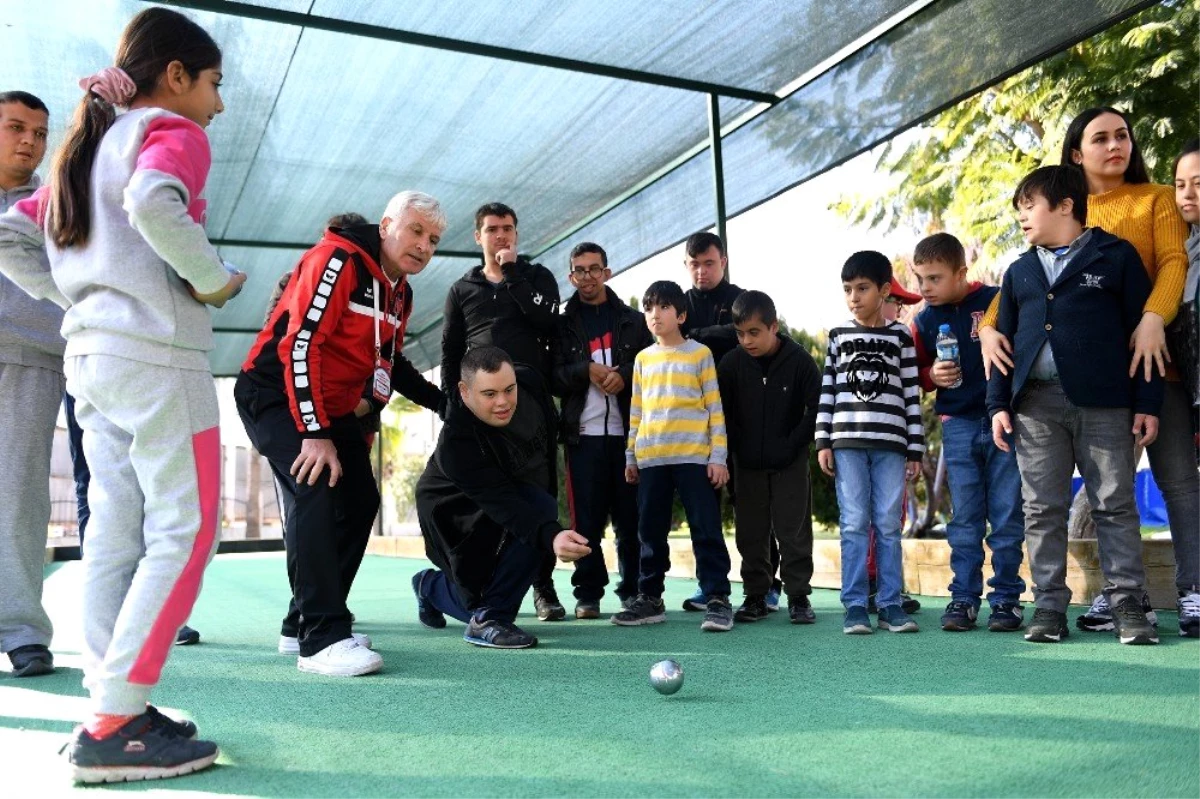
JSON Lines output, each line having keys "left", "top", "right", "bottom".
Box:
{"left": 371, "top": 278, "right": 398, "bottom": 404}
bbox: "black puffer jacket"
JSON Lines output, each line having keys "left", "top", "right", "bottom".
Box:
{"left": 717, "top": 335, "right": 821, "bottom": 470}
{"left": 416, "top": 366, "right": 560, "bottom": 608}
{"left": 439, "top": 257, "right": 560, "bottom": 394}
{"left": 683, "top": 279, "right": 744, "bottom": 365}
{"left": 551, "top": 287, "right": 653, "bottom": 445}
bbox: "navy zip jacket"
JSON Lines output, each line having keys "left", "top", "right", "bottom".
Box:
{"left": 986, "top": 227, "right": 1163, "bottom": 418}
{"left": 912, "top": 283, "right": 997, "bottom": 420}
{"left": 717, "top": 334, "right": 822, "bottom": 470}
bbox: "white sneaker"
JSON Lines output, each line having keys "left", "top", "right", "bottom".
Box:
{"left": 296, "top": 637, "right": 383, "bottom": 677}
{"left": 278, "top": 631, "right": 371, "bottom": 655}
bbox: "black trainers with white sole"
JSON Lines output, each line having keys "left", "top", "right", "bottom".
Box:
{"left": 66, "top": 713, "right": 218, "bottom": 784}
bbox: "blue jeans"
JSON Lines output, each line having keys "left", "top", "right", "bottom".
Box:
{"left": 636, "top": 463, "right": 732, "bottom": 598}
{"left": 834, "top": 448, "right": 906, "bottom": 609}
{"left": 941, "top": 416, "right": 1026, "bottom": 607}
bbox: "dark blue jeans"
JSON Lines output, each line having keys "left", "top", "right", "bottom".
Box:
{"left": 423, "top": 485, "right": 553, "bottom": 624}
{"left": 636, "top": 463, "right": 732, "bottom": 598}
{"left": 566, "top": 436, "right": 640, "bottom": 602}
{"left": 941, "top": 415, "right": 1026, "bottom": 607}
{"left": 63, "top": 391, "right": 91, "bottom": 544}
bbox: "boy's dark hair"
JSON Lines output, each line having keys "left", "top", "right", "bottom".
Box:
{"left": 49, "top": 8, "right": 221, "bottom": 248}
{"left": 0, "top": 91, "right": 48, "bottom": 114}
{"left": 460, "top": 345, "right": 514, "bottom": 384}
{"left": 841, "top": 251, "right": 892, "bottom": 287}
{"left": 569, "top": 241, "right": 607, "bottom": 268}
{"left": 642, "top": 280, "right": 687, "bottom": 315}
{"left": 326, "top": 211, "right": 368, "bottom": 230}
{"left": 913, "top": 232, "right": 966, "bottom": 269}
{"left": 731, "top": 290, "right": 777, "bottom": 327}
{"left": 1174, "top": 137, "right": 1200, "bottom": 176}
{"left": 685, "top": 231, "right": 726, "bottom": 259}
{"left": 474, "top": 202, "right": 518, "bottom": 231}
{"left": 1060, "top": 106, "right": 1150, "bottom": 185}
{"left": 1012, "top": 165, "right": 1088, "bottom": 225}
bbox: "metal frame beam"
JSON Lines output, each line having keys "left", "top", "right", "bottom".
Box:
{"left": 211, "top": 238, "right": 478, "bottom": 259}
{"left": 707, "top": 93, "right": 727, "bottom": 256}
{"left": 157, "top": 0, "right": 779, "bottom": 104}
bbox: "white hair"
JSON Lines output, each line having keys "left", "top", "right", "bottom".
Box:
{"left": 382, "top": 191, "right": 447, "bottom": 232}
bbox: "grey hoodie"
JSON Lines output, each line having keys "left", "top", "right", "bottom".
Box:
{"left": 0, "top": 174, "right": 65, "bottom": 372}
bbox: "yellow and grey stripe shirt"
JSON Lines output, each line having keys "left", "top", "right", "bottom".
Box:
{"left": 626, "top": 339, "right": 726, "bottom": 468}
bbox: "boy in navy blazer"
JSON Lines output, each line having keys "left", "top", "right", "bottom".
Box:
{"left": 987, "top": 165, "right": 1162, "bottom": 646}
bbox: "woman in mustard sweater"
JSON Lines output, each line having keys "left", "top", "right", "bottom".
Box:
{"left": 982, "top": 107, "right": 1197, "bottom": 636}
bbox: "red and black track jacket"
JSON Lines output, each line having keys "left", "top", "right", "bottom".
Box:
{"left": 241, "top": 224, "right": 442, "bottom": 437}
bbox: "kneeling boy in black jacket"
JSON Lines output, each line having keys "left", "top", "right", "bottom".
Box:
{"left": 413, "top": 347, "right": 590, "bottom": 649}
{"left": 717, "top": 291, "right": 822, "bottom": 624}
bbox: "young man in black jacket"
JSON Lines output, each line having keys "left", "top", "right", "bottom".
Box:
{"left": 413, "top": 347, "right": 590, "bottom": 649}
{"left": 717, "top": 291, "right": 822, "bottom": 624}
{"left": 552, "top": 243, "right": 653, "bottom": 618}
{"left": 440, "top": 203, "right": 565, "bottom": 620}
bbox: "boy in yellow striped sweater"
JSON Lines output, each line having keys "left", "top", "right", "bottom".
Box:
{"left": 613, "top": 280, "right": 735, "bottom": 631}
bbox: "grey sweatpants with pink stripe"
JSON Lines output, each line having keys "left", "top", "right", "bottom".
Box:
{"left": 65, "top": 354, "right": 220, "bottom": 716}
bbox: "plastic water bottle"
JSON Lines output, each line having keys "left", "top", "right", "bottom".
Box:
{"left": 935, "top": 323, "right": 963, "bottom": 389}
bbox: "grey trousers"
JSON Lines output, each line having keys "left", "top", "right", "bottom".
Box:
{"left": 0, "top": 361, "right": 64, "bottom": 653}
{"left": 1147, "top": 381, "right": 1199, "bottom": 591}
{"left": 1013, "top": 382, "right": 1145, "bottom": 613}
{"left": 733, "top": 454, "right": 814, "bottom": 597}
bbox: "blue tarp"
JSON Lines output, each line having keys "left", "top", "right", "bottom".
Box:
{"left": 1071, "top": 470, "right": 1169, "bottom": 527}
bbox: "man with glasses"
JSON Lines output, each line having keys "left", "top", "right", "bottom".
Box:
{"left": 551, "top": 243, "right": 652, "bottom": 618}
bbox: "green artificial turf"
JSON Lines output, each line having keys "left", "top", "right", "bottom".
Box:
{"left": 3, "top": 553, "right": 1198, "bottom": 798}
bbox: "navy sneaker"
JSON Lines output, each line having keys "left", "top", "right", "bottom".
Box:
{"left": 843, "top": 606, "right": 873, "bottom": 635}
{"left": 939, "top": 601, "right": 978, "bottom": 631}
{"left": 613, "top": 594, "right": 667, "bottom": 626}
{"left": 8, "top": 644, "right": 53, "bottom": 677}
{"left": 1111, "top": 596, "right": 1159, "bottom": 645}
{"left": 1024, "top": 607, "right": 1069, "bottom": 643}
{"left": 145, "top": 706, "right": 197, "bottom": 739}
{"left": 682, "top": 587, "right": 706, "bottom": 612}
{"left": 878, "top": 605, "right": 919, "bottom": 633}
{"left": 701, "top": 596, "right": 734, "bottom": 632}
{"left": 412, "top": 569, "right": 446, "bottom": 629}
{"left": 66, "top": 713, "right": 218, "bottom": 784}
{"left": 464, "top": 617, "right": 537, "bottom": 649}
{"left": 174, "top": 626, "right": 200, "bottom": 646}
{"left": 987, "top": 603, "right": 1024, "bottom": 632}
{"left": 733, "top": 595, "right": 769, "bottom": 623}
{"left": 1179, "top": 590, "right": 1200, "bottom": 639}
{"left": 788, "top": 595, "right": 816, "bottom": 624}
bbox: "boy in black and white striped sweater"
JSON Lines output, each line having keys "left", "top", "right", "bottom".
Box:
{"left": 816, "top": 251, "right": 925, "bottom": 635}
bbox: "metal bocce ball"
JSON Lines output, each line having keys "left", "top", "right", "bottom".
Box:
{"left": 649, "top": 659, "right": 684, "bottom": 695}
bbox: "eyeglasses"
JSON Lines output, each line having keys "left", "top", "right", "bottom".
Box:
{"left": 570, "top": 265, "right": 606, "bottom": 278}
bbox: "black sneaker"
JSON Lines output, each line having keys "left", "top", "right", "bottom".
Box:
{"left": 1111, "top": 596, "right": 1159, "bottom": 645}
{"left": 1024, "top": 608, "right": 1069, "bottom": 643}
{"left": 788, "top": 595, "right": 816, "bottom": 624}
{"left": 533, "top": 587, "right": 567, "bottom": 621}
{"left": 174, "top": 626, "right": 200, "bottom": 646}
{"left": 66, "top": 713, "right": 219, "bottom": 784}
{"left": 701, "top": 596, "right": 734, "bottom": 632}
{"left": 8, "top": 644, "right": 53, "bottom": 677}
{"left": 411, "top": 569, "right": 447, "bottom": 629}
{"left": 611, "top": 594, "right": 666, "bottom": 626}
{"left": 574, "top": 600, "right": 601, "bottom": 620}
{"left": 939, "top": 601, "right": 978, "bottom": 632}
{"left": 145, "top": 706, "right": 197, "bottom": 739}
{"left": 734, "top": 595, "right": 769, "bottom": 623}
{"left": 463, "top": 617, "right": 538, "bottom": 649}
{"left": 901, "top": 594, "right": 922, "bottom": 614}
{"left": 987, "top": 603, "right": 1024, "bottom": 632}
{"left": 1077, "top": 592, "right": 1158, "bottom": 632}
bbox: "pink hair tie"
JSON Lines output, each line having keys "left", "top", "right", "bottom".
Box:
{"left": 78, "top": 67, "right": 136, "bottom": 106}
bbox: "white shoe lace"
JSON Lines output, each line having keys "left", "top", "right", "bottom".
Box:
{"left": 1180, "top": 592, "right": 1200, "bottom": 619}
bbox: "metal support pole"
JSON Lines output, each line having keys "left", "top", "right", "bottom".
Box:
{"left": 374, "top": 426, "right": 384, "bottom": 537}
{"left": 707, "top": 93, "right": 728, "bottom": 255}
